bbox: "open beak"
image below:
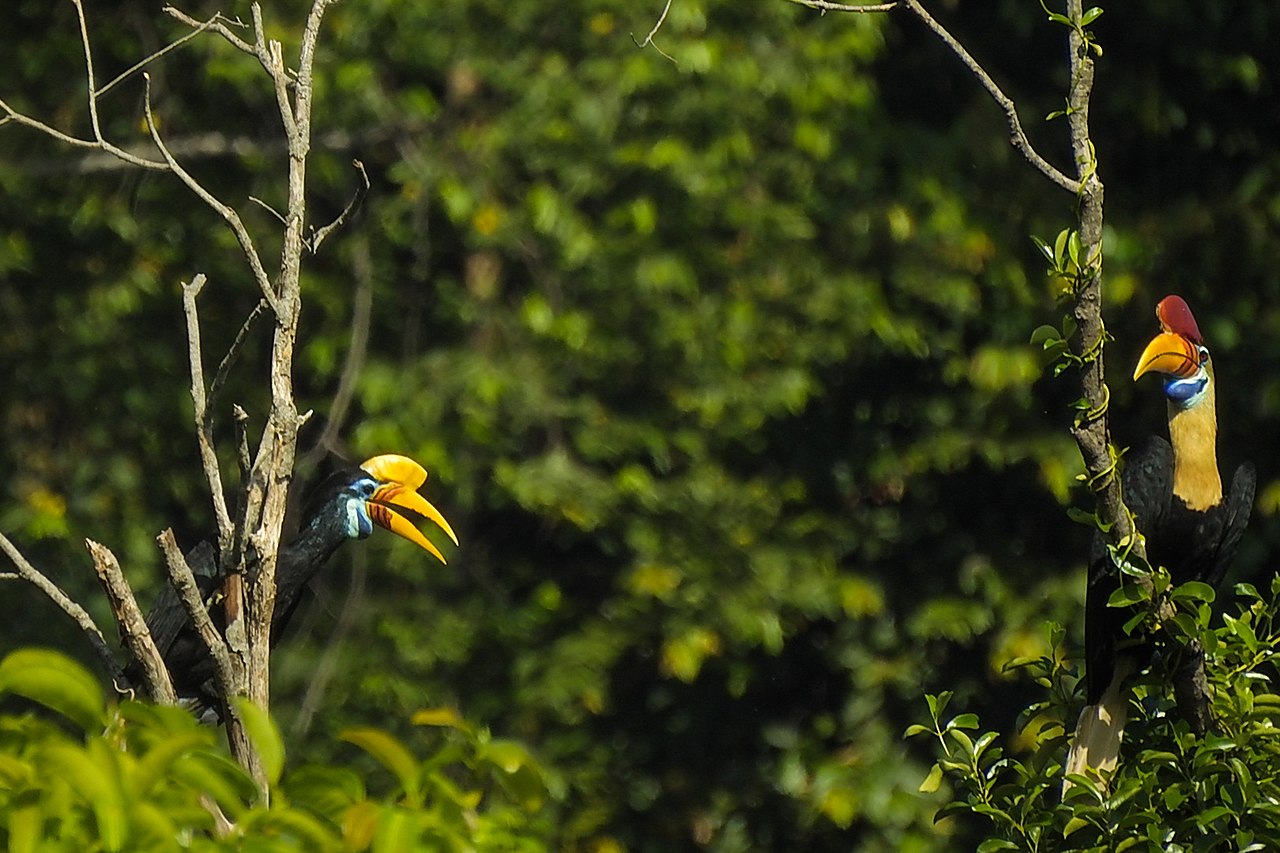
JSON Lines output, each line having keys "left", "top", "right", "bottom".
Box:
{"left": 360, "top": 454, "right": 460, "bottom": 564}
{"left": 1133, "top": 332, "right": 1200, "bottom": 381}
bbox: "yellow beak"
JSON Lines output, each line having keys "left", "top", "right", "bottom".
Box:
{"left": 1133, "top": 332, "right": 1200, "bottom": 381}
{"left": 360, "top": 454, "right": 459, "bottom": 564}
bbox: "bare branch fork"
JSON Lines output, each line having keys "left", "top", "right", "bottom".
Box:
{"left": 0, "top": 0, "right": 346, "bottom": 791}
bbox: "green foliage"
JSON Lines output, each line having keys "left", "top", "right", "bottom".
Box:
{"left": 4, "top": 0, "right": 1280, "bottom": 849}
{"left": 911, "top": 575, "right": 1280, "bottom": 851}
{"left": 0, "top": 650, "right": 553, "bottom": 851}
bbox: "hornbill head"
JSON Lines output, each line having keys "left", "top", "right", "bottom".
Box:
{"left": 333, "top": 454, "right": 459, "bottom": 563}
{"left": 1133, "top": 295, "right": 1211, "bottom": 406}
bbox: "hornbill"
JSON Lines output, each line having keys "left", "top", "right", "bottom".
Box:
{"left": 129, "top": 454, "right": 458, "bottom": 711}
{"left": 1065, "top": 295, "right": 1255, "bottom": 785}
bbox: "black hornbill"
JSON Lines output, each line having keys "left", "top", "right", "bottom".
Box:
{"left": 130, "top": 454, "right": 458, "bottom": 710}
{"left": 1066, "top": 295, "right": 1255, "bottom": 783}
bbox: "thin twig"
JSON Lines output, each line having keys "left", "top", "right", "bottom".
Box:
{"left": 0, "top": 99, "right": 168, "bottom": 171}
{"left": 898, "top": 0, "right": 1078, "bottom": 193}
{"left": 163, "top": 6, "right": 257, "bottom": 59}
{"left": 0, "top": 532, "right": 123, "bottom": 684}
{"left": 71, "top": 0, "right": 104, "bottom": 143}
{"left": 786, "top": 0, "right": 898, "bottom": 10}
{"left": 210, "top": 299, "right": 269, "bottom": 409}
{"left": 143, "top": 75, "right": 281, "bottom": 314}
{"left": 248, "top": 196, "right": 287, "bottom": 225}
{"left": 309, "top": 160, "right": 370, "bottom": 253}
{"left": 85, "top": 539, "right": 178, "bottom": 704}
{"left": 260, "top": 15, "right": 300, "bottom": 145}
{"left": 799, "top": 0, "right": 1079, "bottom": 193}
{"left": 181, "top": 274, "right": 235, "bottom": 554}
{"left": 95, "top": 14, "right": 220, "bottom": 99}
{"left": 234, "top": 406, "right": 253, "bottom": 479}
{"left": 632, "top": 0, "right": 678, "bottom": 64}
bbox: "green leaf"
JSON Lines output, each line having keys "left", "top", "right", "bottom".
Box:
{"left": 1108, "top": 582, "right": 1150, "bottom": 608}
{"left": 234, "top": 698, "right": 285, "bottom": 789}
{"left": 341, "top": 728, "right": 421, "bottom": 806}
{"left": 925, "top": 692, "right": 952, "bottom": 720}
{"left": 131, "top": 732, "right": 209, "bottom": 797}
{"left": 1197, "top": 805, "right": 1233, "bottom": 827}
{"left": 1029, "top": 324, "right": 1062, "bottom": 347}
{"left": 947, "top": 713, "right": 980, "bottom": 731}
{"left": 1235, "top": 582, "right": 1262, "bottom": 600}
{"left": 8, "top": 803, "right": 41, "bottom": 853}
{"left": 47, "top": 741, "right": 127, "bottom": 851}
{"left": 1030, "top": 236, "right": 1054, "bottom": 263}
{"left": 373, "top": 806, "right": 421, "bottom": 853}
{"left": 918, "top": 763, "right": 944, "bottom": 794}
{"left": 0, "top": 648, "right": 105, "bottom": 732}
{"left": 977, "top": 840, "right": 1018, "bottom": 852}
{"left": 482, "top": 738, "right": 535, "bottom": 774}
{"left": 410, "top": 707, "right": 468, "bottom": 730}
{"left": 1171, "top": 580, "right": 1216, "bottom": 606}
{"left": 1053, "top": 228, "right": 1071, "bottom": 267}
{"left": 1080, "top": 6, "right": 1104, "bottom": 25}
{"left": 1066, "top": 506, "right": 1100, "bottom": 528}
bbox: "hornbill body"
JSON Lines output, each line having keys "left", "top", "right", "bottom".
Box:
{"left": 1066, "top": 296, "right": 1255, "bottom": 785}
{"left": 129, "top": 454, "right": 458, "bottom": 710}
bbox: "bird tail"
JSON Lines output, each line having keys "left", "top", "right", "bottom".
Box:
{"left": 1063, "top": 658, "right": 1134, "bottom": 795}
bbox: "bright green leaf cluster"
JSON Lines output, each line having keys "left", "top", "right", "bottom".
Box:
{"left": 909, "top": 575, "right": 1280, "bottom": 850}
{"left": 0, "top": 650, "right": 554, "bottom": 851}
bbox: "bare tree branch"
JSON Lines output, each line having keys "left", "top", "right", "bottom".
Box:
{"left": 309, "top": 160, "right": 370, "bottom": 254}
{"left": 96, "top": 12, "right": 221, "bottom": 99}
{"left": 163, "top": 5, "right": 256, "bottom": 58}
{"left": 633, "top": 0, "right": 679, "bottom": 64}
{"left": 180, "top": 274, "right": 235, "bottom": 557}
{"left": 85, "top": 539, "right": 177, "bottom": 705}
{"left": 210, "top": 299, "right": 270, "bottom": 411}
{"left": 790, "top": 0, "right": 1080, "bottom": 193}
{"left": 786, "top": 0, "right": 898, "bottom": 11}
{"left": 0, "top": 533, "right": 123, "bottom": 684}
{"left": 155, "top": 529, "right": 240, "bottom": 708}
{"left": 142, "top": 75, "right": 280, "bottom": 315}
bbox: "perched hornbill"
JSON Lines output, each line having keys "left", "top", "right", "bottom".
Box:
{"left": 1066, "top": 295, "right": 1255, "bottom": 784}
{"left": 131, "top": 454, "right": 458, "bottom": 710}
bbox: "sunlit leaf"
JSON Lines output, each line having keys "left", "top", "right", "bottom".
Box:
{"left": 0, "top": 649, "right": 105, "bottom": 732}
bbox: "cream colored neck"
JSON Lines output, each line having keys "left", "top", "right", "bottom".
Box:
{"left": 1167, "top": 364, "right": 1222, "bottom": 511}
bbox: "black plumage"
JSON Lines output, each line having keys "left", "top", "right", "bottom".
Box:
{"left": 1066, "top": 295, "right": 1255, "bottom": 788}
{"left": 123, "top": 456, "right": 456, "bottom": 712}
{"left": 1085, "top": 437, "right": 1256, "bottom": 704}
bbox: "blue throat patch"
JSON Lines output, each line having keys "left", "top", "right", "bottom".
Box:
{"left": 346, "top": 499, "right": 374, "bottom": 539}
{"left": 1164, "top": 372, "right": 1208, "bottom": 404}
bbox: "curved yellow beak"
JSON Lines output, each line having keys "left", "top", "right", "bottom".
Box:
{"left": 360, "top": 454, "right": 459, "bottom": 564}
{"left": 1133, "top": 332, "right": 1200, "bottom": 381}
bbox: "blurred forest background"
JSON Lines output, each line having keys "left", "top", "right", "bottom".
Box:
{"left": 2, "top": 0, "right": 1279, "bottom": 849}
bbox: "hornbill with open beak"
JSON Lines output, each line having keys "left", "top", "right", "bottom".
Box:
{"left": 1065, "top": 295, "right": 1255, "bottom": 785}
{"left": 129, "top": 454, "right": 458, "bottom": 710}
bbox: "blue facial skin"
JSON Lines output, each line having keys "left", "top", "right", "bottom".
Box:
{"left": 342, "top": 476, "right": 380, "bottom": 539}
{"left": 1163, "top": 348, "right": 1210, "bottom": 405}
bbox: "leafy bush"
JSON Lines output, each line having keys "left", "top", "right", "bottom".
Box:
{"left": 910, "top": 574, "right": 1280, "bottom": 851}
{"left": 0, "top": 649, "right": 554, "bottom": 851}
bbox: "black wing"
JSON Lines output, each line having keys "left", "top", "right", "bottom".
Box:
{"left": 1084, "top": 437, "right": 1174, "bottom": 703}
{"left": 1202, "top": 461, "right": 1256, "bottom": 590}
{"left": 123, "top": 540, "right": 222, "bottom": 698}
